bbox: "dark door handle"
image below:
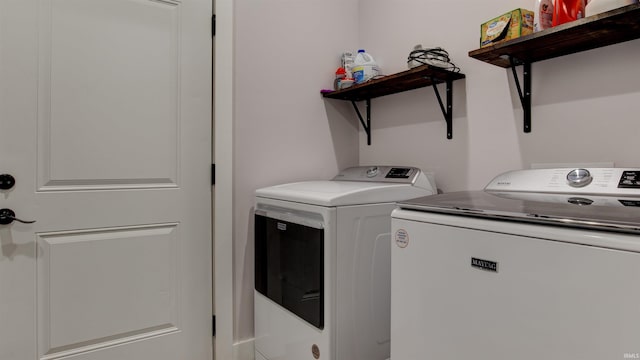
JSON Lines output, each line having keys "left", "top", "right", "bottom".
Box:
{"left": 0, "top": 209, "right": 36, "bottom": 225}
{"left": 0, "top": 174, "right": 16, "bottom": 190}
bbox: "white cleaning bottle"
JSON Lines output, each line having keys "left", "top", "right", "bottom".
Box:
{"left": 352, "top": 49, "right": 379, "bottom": 84}
{"left": 534, "top": 0, "right": 554, "bottom": 32}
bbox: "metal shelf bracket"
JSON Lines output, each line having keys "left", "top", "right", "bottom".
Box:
{"left": 509, "top": 57, "right": 532, "bottom": 133}
{"left": 351, "top": 99, "right": 371, "bottom": 145}
{"left": 346, "top": 75, "right": 459, "bottom": 145}
{"left": 430, "top": 77, "right": 454, "bottom": 139}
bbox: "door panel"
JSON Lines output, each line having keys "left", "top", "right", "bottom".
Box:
{"left": 38, "top": 225, "right": 179, "bottom": 357}
{"left": 0, "top": 0, "right": 212, "bottom": 359}
{"left": 38, "top": 0, "right": 180, "bottom": 190}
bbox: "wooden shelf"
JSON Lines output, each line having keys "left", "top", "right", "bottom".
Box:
{"left": 469, "top": 3, "right": 640, "bottom": 67}
{"left": 468, "top": 4, "right": 640, "bottom": 134}
{"left": 322, "top": 64, "right": 465, "bottom": 143}
{"left": 322, "top": 64, "right": 465, "bottom": 101}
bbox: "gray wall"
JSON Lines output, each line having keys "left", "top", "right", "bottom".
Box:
{"left": 234, "top": 0, "right": 360, "bottom": 341}
{"left": 358, "top": 0, "right": 640, "bottom": 192}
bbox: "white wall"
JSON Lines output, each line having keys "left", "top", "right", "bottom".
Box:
{"left": 358, "top": 0, "right": 640, "bottom": 192}
{"left": 233, "top": 0, "right": 360, "bottom": 342}
{"left": 230, "top": 0, "right": 640, "bottom": 346}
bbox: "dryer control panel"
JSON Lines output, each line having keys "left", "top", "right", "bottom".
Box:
{"left": 333, "top": 166, "right": 419, "bottom": 184}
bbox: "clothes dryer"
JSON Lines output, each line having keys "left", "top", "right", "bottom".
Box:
{"left": 254, "top": 166, "right": 436, "bottom": 360}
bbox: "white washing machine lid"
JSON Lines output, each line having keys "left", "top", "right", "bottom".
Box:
{"left": 255, "top": 166, "right": 436, "bottom": 207}
{"left": 397, "top": 168, "right": 640, "bottom": 234}
{"left": 398, "top": 190, "right": 640, "bottom": 234}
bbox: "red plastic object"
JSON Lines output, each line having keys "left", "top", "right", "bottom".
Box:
{"left": 552, "top": 0, "right": 585, "bottom": 26}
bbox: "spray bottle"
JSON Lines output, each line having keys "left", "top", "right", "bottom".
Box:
{"left": 534, "top": 0, "right": 554, "bottom": 31}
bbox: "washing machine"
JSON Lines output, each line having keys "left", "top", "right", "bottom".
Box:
{"left": 391, "top": 168, "right": 640, "bottom": 360}
{"left": 254, "top": 166, "right": 437, "bottom": 360}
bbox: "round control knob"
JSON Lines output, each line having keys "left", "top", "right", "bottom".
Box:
{"left": 566, "top": 168, "right": 592, "bottom": 188}
{"left": 366, "top": 166, "right": 379, "bottom": 178}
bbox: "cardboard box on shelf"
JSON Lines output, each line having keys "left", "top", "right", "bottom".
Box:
{"left": 480, "top": 8, "right": 534, "bottom": 48}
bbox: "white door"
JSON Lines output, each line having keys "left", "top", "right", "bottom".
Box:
{"left": 0, "top": 0, "right": 212, "bottom": 359}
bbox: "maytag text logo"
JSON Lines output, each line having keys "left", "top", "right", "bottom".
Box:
{"left": 471, "top": 258, "right": 498, "bottom": 273}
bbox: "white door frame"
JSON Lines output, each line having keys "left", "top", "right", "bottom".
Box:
{"left": 213, "top": 0, "right": 234, "bottom": 359}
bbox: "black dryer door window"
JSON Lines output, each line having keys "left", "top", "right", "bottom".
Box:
{"left": 255, "top": 213, "right": 324, "bottom": 329}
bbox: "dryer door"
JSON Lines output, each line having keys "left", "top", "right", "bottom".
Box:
{"left": 255, "top": 209, "right": 324, "bottom": 329}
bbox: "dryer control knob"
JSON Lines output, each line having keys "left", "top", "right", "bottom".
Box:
{"left": 366, "top": 166, "right": 379, "bottom": 178}
{"left": 567, "top": 168, "right": 593, "bottom": 188}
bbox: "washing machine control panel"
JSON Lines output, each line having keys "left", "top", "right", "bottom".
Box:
{"left": 618, "top": 170, "right": 640, "bottom": 189}
{"left": 485, "top": 168, "right": 640, "bottom": 196}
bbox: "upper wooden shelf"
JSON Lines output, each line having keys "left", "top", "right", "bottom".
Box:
{"left": 469, "top": 3, "right": 640, "bottom": 68}
{"left": 322, "top": 64, "right": 465, "bottom": 102}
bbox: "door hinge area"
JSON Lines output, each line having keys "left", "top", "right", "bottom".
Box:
{"left": 212, "top": 14, "right": 216, "bottom": 37}
{"left": 212, "top": 315, "right": 216, "bottom": 336}
{"left": 211, "top": 163, "right": 216, "bottom": 185}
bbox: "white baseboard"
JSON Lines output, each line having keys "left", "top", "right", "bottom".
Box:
{"left": 232, "top": 338, "right": 255, "bottom": 360}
